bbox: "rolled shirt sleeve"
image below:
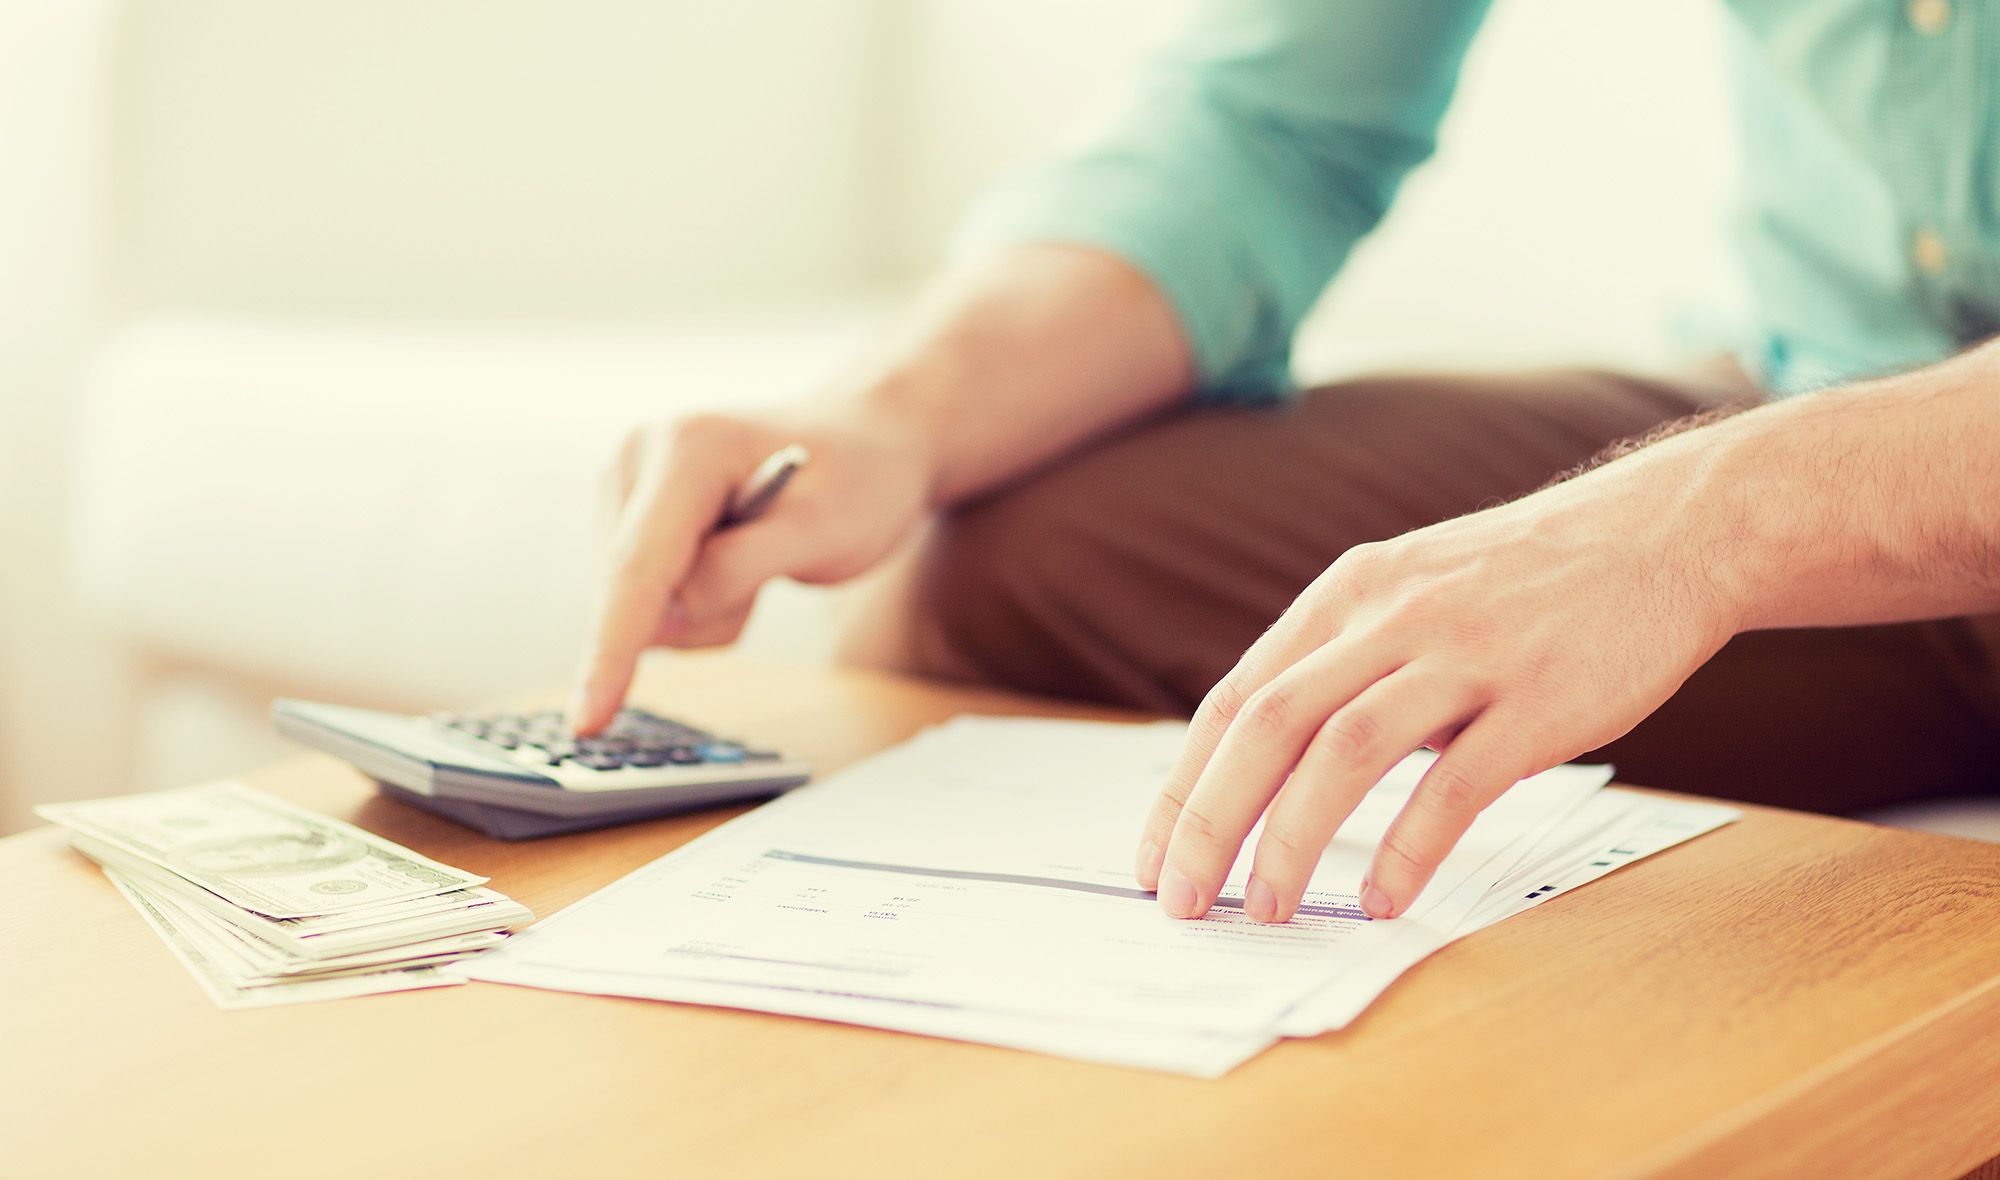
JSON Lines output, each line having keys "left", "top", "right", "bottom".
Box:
{"left": 953, "top": 0, "right": 1494, "bottom": 403}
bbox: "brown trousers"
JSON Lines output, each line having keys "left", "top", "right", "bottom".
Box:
{"left": 845, "top": 369, "right": 2000, "bottom": 814}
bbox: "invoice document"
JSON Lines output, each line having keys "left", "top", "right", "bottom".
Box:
{"left": 465, "top": 717, "right": 1734, "bottom": 1075}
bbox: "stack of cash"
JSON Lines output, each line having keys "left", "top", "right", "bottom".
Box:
{"left": 37, "top": 782, "right": 532, "bottom": 1009}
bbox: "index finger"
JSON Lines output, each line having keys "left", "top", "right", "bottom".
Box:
{"left": 1134, "top": 602, "right": 1324, "bottom": 890}
{"left": 569, "top": 433, "right": 735, "bottom": 734}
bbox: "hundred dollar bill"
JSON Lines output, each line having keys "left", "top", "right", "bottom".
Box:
{"left": 104, "top": 869, "right": 463, "bottom": 1009}
{"left": 164, "top": 884, "right": 509, "bottom": 978}
{"left": 37, "top": 781, "right": 485, "bottom": 919}
{"left": 73, "top": 836, "right": 530, "bottom": 958}
{"left": 126, "top": 875, "right": 504, "bottom": 987}
{"left": 211, "top": 920, "right": 506, "bottom": 978}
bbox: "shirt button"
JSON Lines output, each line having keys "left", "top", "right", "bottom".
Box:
{"left": 1908, "top": 0, "right": 1952, "bottom": 35}
{"left": 1913, "top": 228, "right": 1949, "bottom": 276}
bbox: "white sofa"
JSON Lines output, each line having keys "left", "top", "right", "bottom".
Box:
{"left": 23, "top": 0, "right": 1978, "bottom": 838}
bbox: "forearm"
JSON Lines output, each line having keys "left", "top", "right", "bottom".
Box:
{"left": 1656, "top": 343, "right": 2000, "bottom": 631}
{"left": 830, "top": 243, "right": 1195, "bottom": 507}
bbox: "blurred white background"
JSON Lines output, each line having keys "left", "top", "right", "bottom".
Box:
{"left": 0, "top": 0, "right": 1739, "bottom": 832}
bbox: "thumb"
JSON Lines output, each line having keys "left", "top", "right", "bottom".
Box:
{"left": 670, "top": 516, "right": 807, "bottom": 639}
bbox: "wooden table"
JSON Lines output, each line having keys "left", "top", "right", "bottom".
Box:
{"left": 7, "top": 653, "right": 2000, "bottom": 1179}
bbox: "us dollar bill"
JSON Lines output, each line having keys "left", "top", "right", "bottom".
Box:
{"left": 38, "top": 781, "right": 485, "bottom": 919}
{"left": 72, "top": 835, "right": 530, "bottom": 958}
{"left": 104, "top": 869, "right": 464, "bottom": 1009}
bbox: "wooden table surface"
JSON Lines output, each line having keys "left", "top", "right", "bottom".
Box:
{"left": 6, "top": 653, "right": 2000, "bottom": 1179}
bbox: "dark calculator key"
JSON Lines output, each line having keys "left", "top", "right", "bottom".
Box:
{"left": 574, "top": 753, "right": 625, "bottom": 771}
{"left": 665, "top": 746, "right": 703, "bottom": 765}
{"left": 741, "top": 750, "right": 782, "bottom": 762}
{"left": 539, "top": 740, "right": 578, "bottom": 760}
{"left": 625, "top": 750, "right": 670, "bottom": 768}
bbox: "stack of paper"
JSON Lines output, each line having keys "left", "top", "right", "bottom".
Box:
{"left": 39, "top": 783, "right": 532, "bottom": 1009}
{"left": 465, "top": 717, "right": 1737, "bottom": 1075}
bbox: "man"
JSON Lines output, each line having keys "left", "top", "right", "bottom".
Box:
{"left": 570, "top": 2, "right": 2000, "bottom": 926}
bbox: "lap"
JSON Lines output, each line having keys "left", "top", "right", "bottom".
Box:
{"left": 842, "top": 368, "right": 2000, "bottom": 812}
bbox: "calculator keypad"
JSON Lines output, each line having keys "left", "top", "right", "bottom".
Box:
{"left": 432, "top": 708, "right": 782, "bottom": 776}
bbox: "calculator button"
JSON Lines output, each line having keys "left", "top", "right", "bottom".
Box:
{"left": 665, "top": 747, "right": 703, "bottom": 765}
{"left": 742, "top": 750, "right": 782, "bottom": 762}
{"left": 574, "top": 753, "right": 624, "bottom": 771}
{"left": 539, "top": 740, "right": 577, "bottom": 760}
{"left": 697, "top": 742, "right": 746, "bottom": 764}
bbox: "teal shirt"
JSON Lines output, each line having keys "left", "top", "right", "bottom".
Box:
{"left": 955, "top": 0, "right": 2000, "bottom": 400}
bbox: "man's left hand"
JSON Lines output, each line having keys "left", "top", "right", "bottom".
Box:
{"left": 1133, "top": 438, "right": 1743, "bottom": 922}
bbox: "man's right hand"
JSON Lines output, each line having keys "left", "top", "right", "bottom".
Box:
{"left": 567, "top": 403, "right": 936, "bottom": 735}
{"left": 566, "top": 245, "right": 1198, "bottom": 735}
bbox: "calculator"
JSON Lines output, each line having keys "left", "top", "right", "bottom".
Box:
{"left": 272, "top": 698, "right": 812, "bottom": 840}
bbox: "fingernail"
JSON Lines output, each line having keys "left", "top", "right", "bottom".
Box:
{"left": 565, "top": 687, "right": 594, "bottom": 735}
{"left": 1134, "top": 839, "right": 1161, "bottom": 884}
{"left": 1157, "top": 866, "right": 1201, "bottom": 919}
{"left": 1245, "top": 875, "right": 1279, "bottom": 923}
{"left": 1359, "top": 878, "right": 1395, "bottom": 920}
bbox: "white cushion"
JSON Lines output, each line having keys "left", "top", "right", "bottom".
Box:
{"left": 71, "top": 306, "right": 894, "bottom": 706}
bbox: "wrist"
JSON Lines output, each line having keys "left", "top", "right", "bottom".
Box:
{"left": 1673, "top": 414, "right": 1776, "bottom": 637}
{"left": 1660, "top": 389, "right": 1883, "bottom": 634}
{"left": 1579, "top": 407, "right": 1770, "bottom": 642}
{"left": 832, "top": 366, "right": 959, "bottom": 511}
